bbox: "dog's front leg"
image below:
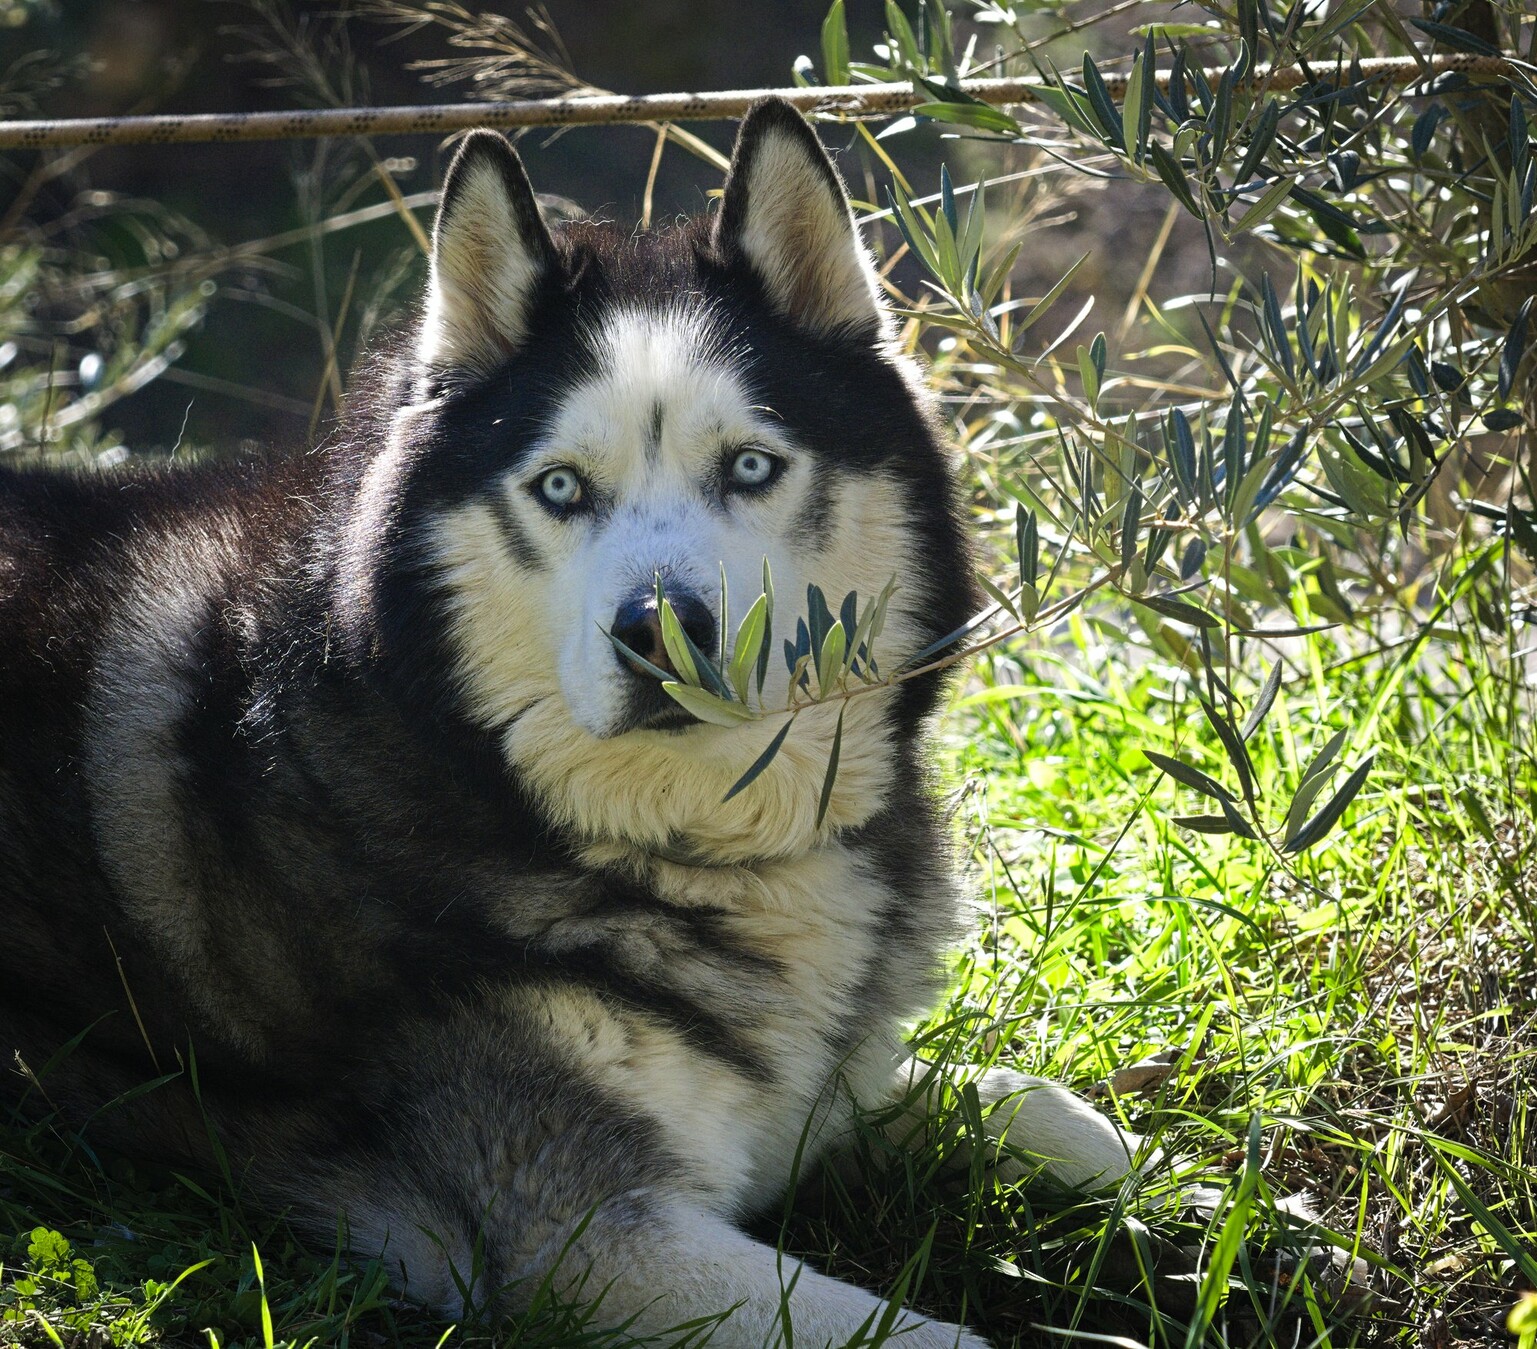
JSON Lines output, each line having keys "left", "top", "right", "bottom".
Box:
{"left": 243, "top": 1010, "right": 994, "bottom": 1349}
{"left": 270, "top": 1145, "right": 990, "bottom": 1348}
{"left": 534, "top": 1194, "right": 989, "bottom": 1349}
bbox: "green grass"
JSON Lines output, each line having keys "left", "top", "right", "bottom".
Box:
{"left": 4, "top": 578, "right": 1535, "bottom": 1348}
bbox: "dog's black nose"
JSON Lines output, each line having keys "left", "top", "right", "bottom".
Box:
{"left": 611, "top": 592, "right": 716, "bottom": 677}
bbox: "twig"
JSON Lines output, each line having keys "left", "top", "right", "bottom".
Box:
{"left": 640, "top": 122, "right": 667, "bottom": 232}
{"left": 0, "top": 56, "right": 1518, "bottom": 150}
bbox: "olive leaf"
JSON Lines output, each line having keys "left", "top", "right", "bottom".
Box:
{"left": 722, "top": 718, "right": 794, "bottom": 802}
{"left": 661, "top": 681, "right": 755, "bottom": 727}
{"left": 814, "top": 704, "right": 846, "bottom": 828}
{"left": 728, "top": 593, "right": 769, "bottom": 704}
{"left": 1283, "top": 753, "right": 1374, "bottom": 853}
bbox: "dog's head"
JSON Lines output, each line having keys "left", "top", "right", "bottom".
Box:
{"left": 343, "top": 99, "right": 974, "bottom": 861}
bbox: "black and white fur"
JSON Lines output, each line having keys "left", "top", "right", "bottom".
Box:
{"left": 0, "top": 100, "right": 1138, "bottom": 1347}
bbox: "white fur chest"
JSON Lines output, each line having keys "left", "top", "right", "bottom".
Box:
{"left": 545, "top": 839, "right": 924, "bottom": 1216}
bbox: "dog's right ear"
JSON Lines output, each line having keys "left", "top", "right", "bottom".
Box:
{"left": 715, "top": 98, "right": 885, "bottom": 340}
{"left": 418, "top": 130, "right": 556, "bottom": 373}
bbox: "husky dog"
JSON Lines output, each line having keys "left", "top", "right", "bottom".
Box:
{"left": 0, "top": 100, "right": 1138, "bottom": 1346}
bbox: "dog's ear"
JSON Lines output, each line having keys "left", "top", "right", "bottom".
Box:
{"left": 715, "top": 98, "right": 885, "bottom": 340}
{"left": 419, "top": 130, "right": 556, "bottom": 372}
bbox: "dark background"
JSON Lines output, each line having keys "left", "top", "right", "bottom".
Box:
{"left": 0, "top": 2, "right": 1189, "bottom": 458}
{"left": 0, "top": 0, "right": 933, "bottom": 453}
{"left": 42, "top": 0, "right": 884, "bottom": 227}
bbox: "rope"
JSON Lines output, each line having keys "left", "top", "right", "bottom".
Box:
{"left": 0, "top": 54, "right": 1517, "bottom": 151}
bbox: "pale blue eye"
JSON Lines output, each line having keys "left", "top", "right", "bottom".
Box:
{"left": 730, "top": 448, "right": 778, "bottom": 487}
{"left": 538, "top": 467, "right": 583, "bottom": 507}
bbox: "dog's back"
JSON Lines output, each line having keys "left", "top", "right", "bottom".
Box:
{"left": 0, "top": 455, "right": 340, "bottom": 1119}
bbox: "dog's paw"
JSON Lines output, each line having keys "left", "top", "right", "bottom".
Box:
{"left": 974, "top": 1067, "right": 1139, "bottom": 1192}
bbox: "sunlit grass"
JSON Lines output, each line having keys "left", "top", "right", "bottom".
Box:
{"left": 889, "top": 595, "right": 1536, "bottom": 1346}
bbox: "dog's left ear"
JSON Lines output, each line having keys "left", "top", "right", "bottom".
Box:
{"left": 715, "top": 98, "right": 886, "bottom": 340}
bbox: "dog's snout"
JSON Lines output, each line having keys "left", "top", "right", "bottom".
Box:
{"left": 612, "top": 592, "right": 716, "bottom": 677}
{"left": 611, "top": 598, "right": 669, "bottom": 672}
